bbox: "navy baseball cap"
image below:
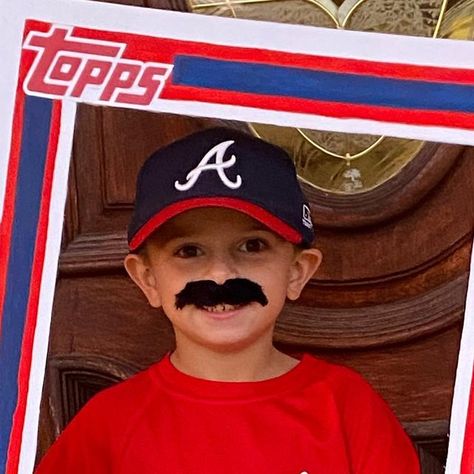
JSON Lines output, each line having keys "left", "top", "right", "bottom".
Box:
{"left": 128, "top": 127, "right": 315, "bottom": 251}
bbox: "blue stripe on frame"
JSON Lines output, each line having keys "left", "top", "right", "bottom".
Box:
{"left": 173, "top": 56, "right": 474, "bottom": 113}
{"left": 0, "top": 96, "right": 52, "bottom": 471}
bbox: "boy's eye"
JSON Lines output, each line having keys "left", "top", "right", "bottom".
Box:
{"left": 239, "top": 238, "right": 267, "bottom": 253}
{"left": 175, "top": 245, "right": 202, "bottom": 258}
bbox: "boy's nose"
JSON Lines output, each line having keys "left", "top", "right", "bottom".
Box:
{"left": 205, "top": 254, "right": 238, "bottom": 284}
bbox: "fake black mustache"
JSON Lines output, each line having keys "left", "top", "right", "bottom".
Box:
{"left": 175, "top": 278, "right": 268, "bottom": 310}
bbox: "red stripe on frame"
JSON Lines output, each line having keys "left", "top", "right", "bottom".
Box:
{"left": 461, "top": 365, "right": 474, "bottom": 474}
{"left": 129, "top": 197, "right": 302, "bottom": 251}
{"left": 69, "top": 25, "right": 474, "bottom": 86}
{"left": 0, "top": 96, "right": 26, "bottom": 340}
{"left": 5, "top": 100, "right": 61, "bottom": 474}
{"left": 161, "top": 84, "right": 474, "bottom": 130}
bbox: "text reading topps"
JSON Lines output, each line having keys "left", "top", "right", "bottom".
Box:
{"left": 22, "top": 26, "right": 173, "bottom": 106}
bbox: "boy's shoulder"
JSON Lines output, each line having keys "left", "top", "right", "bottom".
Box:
{"left": 299, "top": 354, "right": 377, "bottom": 393}
{"left": 78, "top": 358, "right": 163, "bottom": 421}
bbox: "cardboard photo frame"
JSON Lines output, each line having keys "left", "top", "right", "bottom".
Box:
{"left": 0, "top": 1, "right": 473, "bottom": 472}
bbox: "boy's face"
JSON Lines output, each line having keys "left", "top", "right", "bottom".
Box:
{"left": 125, "top": 208, "right": 321, "bottom": 352}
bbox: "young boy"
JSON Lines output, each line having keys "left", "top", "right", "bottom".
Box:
{"left": 36, "top": 127, "right": 420, "bottom": 473}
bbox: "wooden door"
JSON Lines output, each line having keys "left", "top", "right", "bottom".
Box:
{"left": 36, "top": 103, "right": 474, "bottom": 473}
{"left": 36, "top": 4, "right": 474, "bottom": 473}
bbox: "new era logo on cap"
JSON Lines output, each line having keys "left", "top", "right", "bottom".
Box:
{"left": 128, "top": 127, "right": 315, "bottom": 251}
{"left": 302, "top": 204, "right": 313, "bottom": 229}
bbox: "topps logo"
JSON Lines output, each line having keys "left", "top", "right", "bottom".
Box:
{"left": 22, "top": 26, "right": 173, "bottom": 106}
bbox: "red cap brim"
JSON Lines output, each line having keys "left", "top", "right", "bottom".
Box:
{"left": 129, "top": 197, "right": 302, "bottom": 251}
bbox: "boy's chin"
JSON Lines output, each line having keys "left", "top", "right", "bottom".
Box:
{"left": 167, "top": 302, "right": 280, "bottom": 351}
{"left": 189, "top": 335, "right": 271, "bottom": 354}
{"left": 179, "top": 322, "right": 277, "bottom": 354}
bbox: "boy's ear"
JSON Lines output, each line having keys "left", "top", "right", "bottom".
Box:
{"left": 286, "top": 248, "right": 322, "bottom": 301}
{"left": 124, "top": 253, "right": 162, "bottom": 308}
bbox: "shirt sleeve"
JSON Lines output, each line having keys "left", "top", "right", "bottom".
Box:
{"left": 341, "top": 371, "right": 421, "bottom": 474}
{"left": 35, "top": 394, "right": 113, "bottom": 474}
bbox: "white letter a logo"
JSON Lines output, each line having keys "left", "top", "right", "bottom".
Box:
{"left": 175, "top": 140, "right": 242, "bottom": 191}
